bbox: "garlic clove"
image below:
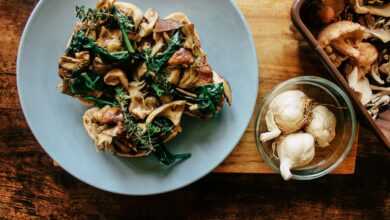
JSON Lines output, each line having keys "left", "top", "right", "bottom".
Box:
{"left": 305, "top": 105, "right": 337, "bottom": 147}
{"left": 260, "top": 110, "right": 282, "bottom": 142}
{"left": 280, "top": 159, "right": 293, "bottom": 181}
{"left": 276, "top": 133, "right": 315, "bottom": 180}
{"left": 269, "top": 90, "right": 311, "bottom": 134}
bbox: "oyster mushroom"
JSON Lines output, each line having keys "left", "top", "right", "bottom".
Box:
{"left": 379, "top": 61, "right": 390, "bottom": 83}
{"left": 318, "top": 21, "right": 367, "bottom": 49}
{"left": 318, "top": 0, "right": 346, "bottom": 24}
{"left": 138, "top": 8, "right": 159, "bottom": 39}
{"left": 129, "top": 96, "right": 159, "bottom": 120}
{"left": 347, "top": 66, "right": 373, "bottom": 105}
{"left": 166, "top": 68, "right": 181, "bottom": 85}
{"left": 96, "top": 0, "right": 115, "bottom": 10}
{"left": 92, "top": 57, "right": 112, "bottom": 75}
{"left": 104, "top": 68, "right": 129, "bottom": 89}
{"left": 168, "top": 48, "right": 195, "bottom": 66}
{"left": 366, "top": 92, "right": 390, "bottom": 119}
{"left": 146, "top": 101, "right": 187, "bottom": 142}
{"left": 96, "top": 27, "right": 122, "bottom": 52}
{"left": 165, "top": 12, "right": 201, "bottom": 51}
{"left": 154, "top": 18, "right": 183, "bottom": 33}
{"left": 319, "top": 21, "right": 379, "bottom": 75}
{"left": 58, "top": 51, "right": 90, "bottom": 78}
{"left": 352, "top": 0, "right": 390, "bottom": 17}
{"left": 83, "top": 106, "right": 124, "bottom": 151}
{"left": 114, "top": 1, "right": 144, "bottom": 27}
{"left": 127, "top": 81, "right": 159, "bottom": 120}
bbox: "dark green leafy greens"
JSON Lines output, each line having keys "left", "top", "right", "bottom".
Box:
{"left": 145, "top": 31, "right": 183, "bottom": 73}
{"left": 69, "top": 71, "right": 103, "bottom": 95}
{"left": 67, "top": 31, "right": 133, "bottom": 62}
{"left": 196, "top": 83, "right": 224, "bottom": 115}
{"left": 115, "top": 88, "right": 191, "bottom": 166}
{"left": 75, "top": 6, "right": 111, "bottom": 23}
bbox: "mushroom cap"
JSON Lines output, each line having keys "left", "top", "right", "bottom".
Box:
{"left": 113, "top": 1, "right": 144, "bottom": 27}
{"left": 318, "top": 21, "right": 367, "bottom": 48}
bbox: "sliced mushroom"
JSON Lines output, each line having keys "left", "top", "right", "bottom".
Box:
{"left": 96, "top": 27, "right": 122, "bottom": 52}
{"left": 58, "top": 51, "right": 90, "bottom": 78}
{"left": 154, "top": 18, "right": 183, "bottom": 33}
{"left": 83, "top": 107, "right": 124, "bottom": 151}
{"left": 128, "top": 95, "right": 159, "bottom": 120}
{"left": 113, "top": 138, "right": 153, "bottom": 158}
{"left": 114, "top": 1, "right": 144, "bottom": 27}
{"left": 371, "top": 62, "right": 385, "bottom": 85}
{"left": 355, "top": 42, "right": 378, "bottom": 76}
{"left": 151, "top": 36, "right": 165, "bottom": 56}
{"left": 347, "top": 66, "right": 373, "bottom": 105}
{"left": 92, "top": 57, "right": 112, "bottom": 75}
{"left": 165, "top": 12, "right": 192, "bottom": 25}
{"left": 318, "top": 21, "right": 367, "bottom": 48}
{"left": 146, "top": 101, "right": 186, "bottom": 126}
{"left": 96, "top": 0, "right": 115, "bottom": 10}
{"left": 104, "top": 68, "right": 129, "bottom": 89}
{"left": 166, "top": 68, "right": 181, "bottom": 85}
{"left": 379, "top": 62, "right": 390, "bottom": 83}
{"left": 353, "top": 0, "right": 390, "bottom": 17}
{"left": 366, "top": 92, "right": 390, "bottom": 119}
{"left": 168, "top": 48, "right": 195, "bottom": 66}
{"left": 318, "top": 0, "right": 346, "bottom": 24}
{"left": 135, "top": 63, "right": 148, "bottom": 80}
{"left": 138, "top": 8, "right": 159, "bottom": 39}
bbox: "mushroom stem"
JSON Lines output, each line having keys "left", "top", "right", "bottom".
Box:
{"left": 371, "top": 85, "right": 390, "bottom": 92}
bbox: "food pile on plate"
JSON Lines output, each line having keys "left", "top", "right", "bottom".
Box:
{"left": 57, "top": 0, "right": 232, "bottom": 166}
{"left": 309, "top": 0, "right": 389, "bottom": 119}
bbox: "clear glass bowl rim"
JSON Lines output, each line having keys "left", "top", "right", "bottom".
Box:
{"left": 255, "top": 76, "right": 357, "bottom": 180}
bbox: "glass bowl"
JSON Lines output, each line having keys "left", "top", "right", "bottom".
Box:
{"left": 255, "top": 76, "right": 357, "bottom": 180}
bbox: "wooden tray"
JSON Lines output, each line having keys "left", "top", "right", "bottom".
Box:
{"left": 214, "top": 0, "right": 358, "bottom": 174}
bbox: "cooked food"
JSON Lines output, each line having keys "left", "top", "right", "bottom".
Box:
{"left": 57, "top": 0, "right": 232, "bottom": 166}
{"left": 311, "top": 0, "right": 389, "bottom": 120}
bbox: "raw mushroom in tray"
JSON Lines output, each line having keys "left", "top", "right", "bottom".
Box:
{"left": 313, "top": 0, "right": 390, "bottom": 120}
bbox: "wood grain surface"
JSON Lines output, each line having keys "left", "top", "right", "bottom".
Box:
{"left": 0, "top": 0, "right": 389, "bottom": 219}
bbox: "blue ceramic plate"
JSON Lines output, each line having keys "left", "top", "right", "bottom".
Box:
{"left": 17, "top": 0, "right": 258, "bottom": 195}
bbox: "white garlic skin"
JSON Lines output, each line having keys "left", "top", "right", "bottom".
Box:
{"left": 305, "top": 105, "right": 337, "bottom": 147}
{"left": 269, "top": 90, "right": 310, "bottom": 134}
{"left": 277, "top": 133, "right": 315, "bottom": 180}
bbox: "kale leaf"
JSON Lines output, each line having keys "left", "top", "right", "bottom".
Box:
{"left": 196, "top": 83, "right": 224, "bottom": 115}
{"left": 145, "top": 31, "right": 183, "bottom": 73}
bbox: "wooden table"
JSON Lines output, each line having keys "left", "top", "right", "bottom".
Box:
{"left": 0, "top": 0, "right": 389, "bottom": 219}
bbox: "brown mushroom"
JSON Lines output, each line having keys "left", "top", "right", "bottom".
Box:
{"left": 83, "top": 107, "right": 124, "bottom": 151}
{"left": 92, "top": 57, "right": 112, "bottom": 75}
{"left": 168, "top": 48, "right": 195, "bottom": 66}
{"left": 346, "top": 66, "right": 373, "bottom": 105}
{"left": 138, "top": 8, "right": 159, "bottom": 39}
{"left": 96, "top": 0, "right": 115, "bottom": 10}
{"left": 104, "top": 68, "right": 129, "bottom": 89}
{"left": 58, "top": 51, "right": 90, "bottom": 78}
{"left": 353, "top": 0, "right": 390, "bottom": 17}
{"left": 154, "top": 18, "right": 183, "bottom": 33}
{"left": 96, "top": 27, "right": 122, "bottom": 52}
{"left": 114, "top": 1, "right": 144, "bottom": 27}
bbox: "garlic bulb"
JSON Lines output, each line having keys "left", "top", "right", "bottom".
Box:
{"left": 276, "top": 133, "right": 315, "bottom": 180}
{"left": 305, "top": 105, "right": 337, "bottom": 147}
{"left": 260, "top": 90, "right": 311, "bottom": 142}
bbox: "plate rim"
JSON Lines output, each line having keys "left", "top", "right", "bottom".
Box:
{"left": 16, "top": 0, "right": 259, "bottom": 195}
